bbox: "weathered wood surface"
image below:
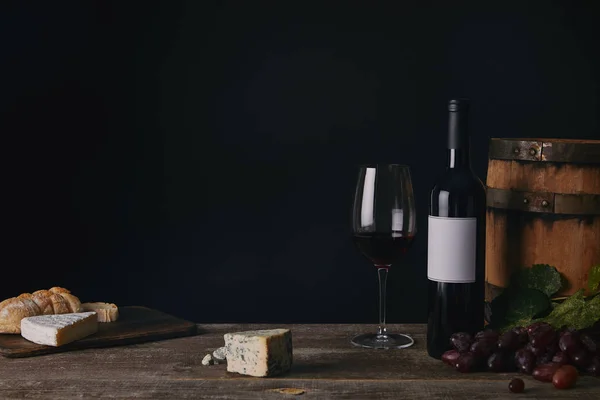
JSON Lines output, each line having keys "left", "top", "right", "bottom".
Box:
{"left": 0, "top": 324, "right": 598, "bottom": 399}
{"left": 0, "top": 307, "right": 197, "bottom": 358}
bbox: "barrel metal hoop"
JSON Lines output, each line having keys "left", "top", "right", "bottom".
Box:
{"left": 486, "top": 187, "right": 600, "bottom": 215}
{"left": 489, "top": 139, "right": 600, "bottom": 163}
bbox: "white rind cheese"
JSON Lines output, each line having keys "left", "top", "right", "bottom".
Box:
{"left": 20, "top": 312, "right": 98, "bottom": 346}
{"left": 224, "top": 328, "right": 292, "bottom": 377}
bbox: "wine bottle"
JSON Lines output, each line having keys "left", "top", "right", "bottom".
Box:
{"left": 426, "top": 98, "right": 486, "bottom": 359}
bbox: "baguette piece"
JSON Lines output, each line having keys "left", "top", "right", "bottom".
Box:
{"left": 80, "top": 302, "right": 119, "bottom": 322}
{"left": 0, "top": 287, "right": 82, "bottom": 334}
{"left": 21, "top": 312, "right": 98, "bottom": 346}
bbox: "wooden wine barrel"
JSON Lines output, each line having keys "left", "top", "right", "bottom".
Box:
{"left": 485, "top": 138, "right": 600, "bottom": 300}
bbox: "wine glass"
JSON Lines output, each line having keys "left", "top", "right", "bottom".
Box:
{"left": 351, "top": 164, "right": 417, "bottom": 349}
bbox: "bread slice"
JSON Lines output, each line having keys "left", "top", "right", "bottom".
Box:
{"left": 80, "top": 302, "right": 119, "bottom": 322}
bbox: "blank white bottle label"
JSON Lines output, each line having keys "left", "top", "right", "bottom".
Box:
{"left": 427, "top": 216, "right": 477, "bottom": 283}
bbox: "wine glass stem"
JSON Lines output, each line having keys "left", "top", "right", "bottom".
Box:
{"left": 376, "top": 266, "right": 389, "bottom": 337}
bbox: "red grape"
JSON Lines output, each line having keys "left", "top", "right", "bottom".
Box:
{"left": 530, "top": 325, "right": 556, "bottom": 350}
{"left": 536, "top": 341, "right": 558, "bottom": 365}
{"left": 526, "top": 322, "right": 545, "bottom": 332}
{"left": 498, "top": 330, "right": 520, "bottom": 351}
{"left": 587, "top": 356, "right": 600, "bottom": 376}
{"left": 526, "top": 342, "right": 545, "bottom": 357}
{"left": 441, "top": 349, "right": 460, "bottom": 366}
{"left": 552, "top": 365, "right": 579, "bottom": 389}
{"left": 580, "top": 333, "right": 598, "bottom": 354}
{"left": 552, "top": 351, "right": 570, "bottom": 366}
{"left": 561, "top": 327, "right": 580, "bottom": 337}
{"left": 511, "top": 326, "right": 529, "bottom": 346}
{"left": 508, "top": 378, "right": 525, "bottom": 393}
{"left": 532, "top": 363, "right": 561, "bottom": 382}
{"left": 536, "top": 350, "right": 555, "bottom": 365}
{"left": 470, "top": 339, "right": 495, "bottom": 359}
{"left": 547, "top": 334, "right": 559, "bottom": 351}
{"left": 487, "top": 351, "right": 513, "bottom": 372}
{"left": 515, "top": 348, "right": 536, "bottom": 374}
{"left": 455, "top": 352, "right": 477, "bottom": 373}
{"left": 440, "top": 327, "right": 599, "bottom": 380}
{"left": 527, "top": 322, "right": 551, "bottom": 337}
{"left": 475, "top": 329, "right": 499, "bottom": 342}
{"left": 450, "top": 332, "right": 473, "bottom": 353}
{"left": 570, "top": 348, "right": 591, "bottom": 368}
{"left": 559, "top": 331, "right": 581, "bottom": 354}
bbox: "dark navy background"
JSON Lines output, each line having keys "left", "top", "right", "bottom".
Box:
{"left": 2, "top": 1, "right": 599, "bottom": 323}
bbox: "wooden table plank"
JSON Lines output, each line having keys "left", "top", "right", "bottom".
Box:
{"left": 1, "top": 378, "right": 599, "bottom": 400}
{"left": 0, "top": 324, "right": 598, "bottom": 399}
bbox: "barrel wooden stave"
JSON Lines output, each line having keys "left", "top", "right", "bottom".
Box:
{"left": 487, "top": 160, "right": 600, "bottom": 194}
{"left": 485, "top": 138, "right": 600, "bottom": 299}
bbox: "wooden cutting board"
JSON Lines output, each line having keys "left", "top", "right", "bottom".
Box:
{"left": 0, "top": 306, "right": 197, "bottom": 358}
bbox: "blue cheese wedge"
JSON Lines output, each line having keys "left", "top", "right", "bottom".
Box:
{"left": 20, "top": 312, "right": 98, "bottom": 346}
{"left": 224, "top": 329, "right": 292, "bottom": 377}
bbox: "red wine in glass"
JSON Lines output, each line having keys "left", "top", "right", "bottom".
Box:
{"left": 353, "top": 232, "right": 415, "bottom": 267}
{"left": 351, "top": 164, "right": 417, "bottom": 349}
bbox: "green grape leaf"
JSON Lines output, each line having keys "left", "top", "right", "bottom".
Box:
{"left": 588, "top": 265, "right": 600, "bottom": 294}
{"left": 537, "top": 289, "right": 600, "bottom": 330}
{"left": 511, "top": 264, "right": 563, "bottom": 297}
{"left": 491, "top": 288, "right": 551, "bottom": 332}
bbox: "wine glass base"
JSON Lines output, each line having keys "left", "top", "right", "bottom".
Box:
{"left": 351, "top": 333, "right": 414, "bottom": 349}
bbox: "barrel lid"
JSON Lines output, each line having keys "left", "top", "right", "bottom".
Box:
{"left": 489, "top": 138, "right": 600, "bottom": 163}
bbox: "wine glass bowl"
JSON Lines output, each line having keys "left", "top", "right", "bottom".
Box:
{"left": 351, "top": 164, "right": 417, "bottom": 349}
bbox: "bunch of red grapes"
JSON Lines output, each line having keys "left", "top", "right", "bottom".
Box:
{"left": 441, "top": 322, "right": 599, "bottom": 389}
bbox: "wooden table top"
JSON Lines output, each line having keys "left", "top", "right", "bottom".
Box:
{"left": 1, "top": 323, "right": 598, "bottom": 399}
